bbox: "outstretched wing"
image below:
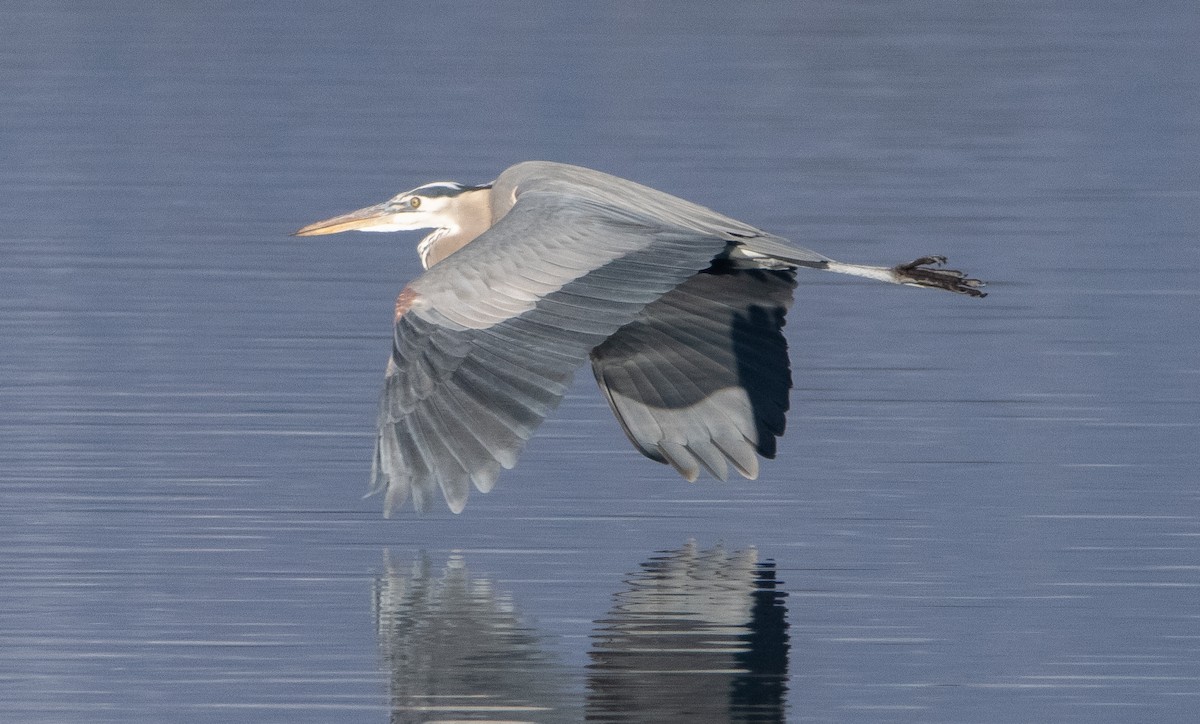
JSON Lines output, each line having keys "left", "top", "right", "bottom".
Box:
{"left": 590, "top": 263, "right": 795, "bottom": 483}
{"left": 373, "top": 190, "right": 734, "bottom": 514}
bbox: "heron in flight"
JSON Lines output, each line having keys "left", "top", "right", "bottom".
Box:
{"left": 296, "top": 161, "right": 984, "bottom": 515}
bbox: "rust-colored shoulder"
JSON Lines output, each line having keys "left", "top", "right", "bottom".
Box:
{"left": 394, "top": 286, "right": 419, "bottom": 321}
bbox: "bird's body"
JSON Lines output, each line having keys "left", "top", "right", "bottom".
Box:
{"left": 296, "top": 161, "right": 984, "bottom": 515}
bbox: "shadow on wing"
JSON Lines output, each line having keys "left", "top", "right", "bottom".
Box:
{"left": 591, "top": 263, "right": 796, "bottom": 481}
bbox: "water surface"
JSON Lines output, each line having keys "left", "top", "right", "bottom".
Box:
{"left": 2, "top": 2, "right": 1198, "bottom": 722}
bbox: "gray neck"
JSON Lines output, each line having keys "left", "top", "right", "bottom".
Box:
{"left": 417, "top": 187, "right": 494, "bottom": 268}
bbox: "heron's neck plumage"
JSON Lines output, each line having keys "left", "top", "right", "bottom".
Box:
{"left": 417, "top": 188, "right": 493, "bottom": 269}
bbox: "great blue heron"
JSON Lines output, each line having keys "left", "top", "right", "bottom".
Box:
{"left": 296, "top": 161, "right": 984, "bottom": 515}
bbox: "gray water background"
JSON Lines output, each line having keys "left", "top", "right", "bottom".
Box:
{"left": 2, "top": 1, "right": 1198, "bottom": 721}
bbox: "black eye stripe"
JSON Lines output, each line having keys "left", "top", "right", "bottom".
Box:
{"left": 412, "top": 182, "right": 493, "bottom": 199}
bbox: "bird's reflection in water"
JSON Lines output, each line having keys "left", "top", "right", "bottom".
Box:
{"left": 587, "top": 542, "right": 789, "bottom": 723}
{"left": 373, "top": 543, "right": 788, "bottom": 722}
{"left": 373, "top": 552, "right": 579, "bottom": 723}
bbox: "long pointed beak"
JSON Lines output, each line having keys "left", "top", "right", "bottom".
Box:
{"left": 293, "top": 202, "right": 395, "bottom": 236}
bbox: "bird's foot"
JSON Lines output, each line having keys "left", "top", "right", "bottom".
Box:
{"left": 893, "top": 256, "right": 987, "bottom": 297}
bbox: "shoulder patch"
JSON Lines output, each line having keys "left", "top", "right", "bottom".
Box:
{"left": 394, "top": 287, "right": 419, "bottom": 320}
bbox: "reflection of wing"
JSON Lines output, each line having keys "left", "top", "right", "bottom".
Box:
{"left": 373, "top": 553, "right": 578, "bottom": 723}
{"left": 591, "top": 264, "right": 795, "bottom": 481}
{"left": 587, "top": 542, "right": 790, "bottom": 722}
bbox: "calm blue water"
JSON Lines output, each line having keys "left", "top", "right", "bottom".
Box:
{"left": 2, "top": 2, "right": 1198, "bottom": 721}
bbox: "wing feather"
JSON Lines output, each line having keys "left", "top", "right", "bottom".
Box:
{"left": 373, "top": 192, "right": 732, "bottom": 514}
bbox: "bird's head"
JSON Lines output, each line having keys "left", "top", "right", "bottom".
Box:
{"left": 296, "top": 181, "right": 494, "bottom": 268}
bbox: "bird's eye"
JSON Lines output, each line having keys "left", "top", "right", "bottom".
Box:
{"left": 409, "top": 197, "right": 421, "bottom": 209}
